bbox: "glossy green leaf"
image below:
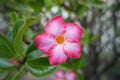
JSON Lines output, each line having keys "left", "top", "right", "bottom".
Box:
{"left": 6, "top": 30, "right": 13, "bottom": 43}
{"left": 25, "top": 29, "right": 35, "bottom": 42}
{"left": 27, "top": 65, "right": 57, "bottom": 77}
{"left": 0, "top": 33, "right": 16, "bottom": 58}
{"left": 10, "top": 12, "right": 18, "bottom": 24}
{"left": 26, "top": 42, "right": 37, "bottom": 55}
{"left": 61, "top": 52, "right": 87, "bottom": 70}
{"left": 4, "top": 64, "right": 25, "bottom": 80}
{"left": 27, "top": 57, "right": 51, "bottom": 67}
{"left": 13, "top": 19, "right": 25, "bottom": 38}
{"left": 0, "top": 69, "right": 15, "bottom": 80}
{"left": 13, "top": 17, "right": 37, "bottom": 55}
{"left": 27, "top": 56, "right": 57, "bottom": 77}
{"left": 5, "top": 70, "right": 16, "bottom": 80}
{"left": 0, "top": 58, "right": 15, "bottom": 69}
{"left": 10, "top": 65, "right": 25, "bottom": 80}
{"left": 27, "top": 50, "right": 42, "bottom": 59}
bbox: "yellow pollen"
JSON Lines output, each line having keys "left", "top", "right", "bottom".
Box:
{"left": 55, "top": 35, "right": 65, "bottom": 44}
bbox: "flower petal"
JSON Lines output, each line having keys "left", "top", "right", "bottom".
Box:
{"left": 45, "top": 16, "right": 66, "bottom": 36}
{"left": 54, "top": 77, "right": 64, "bottom": 80}
{"left": 56, "top": 69, "right": 65, "bottom": 78}
{"left": 65, "top": 71, "right": 76, "bottom": 80}
{"left": 34, "top": 33, "right": 55, "bottom": 54}
{"left": 63, "top": 41, "right": 82, "bottom": 58}
{"left": 48, "top": 45, "right": 67, "bottom": 65}
{"left": 64, "top": 23, "right": 83, "bottom": 41}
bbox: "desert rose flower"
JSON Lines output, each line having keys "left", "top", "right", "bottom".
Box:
{"left": 54, "top": 69, "right": 76, "bottom": 80}
{"left": 34, "top": 16, "right": 83, "bottom": 65}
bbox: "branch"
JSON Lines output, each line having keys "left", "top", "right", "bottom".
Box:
{"left": 97, "top": 0, "right": 120, "bottom": 76}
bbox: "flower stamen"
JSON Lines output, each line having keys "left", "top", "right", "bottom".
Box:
{"left": 56, "top": 35, "right": 65, "bottom": 44}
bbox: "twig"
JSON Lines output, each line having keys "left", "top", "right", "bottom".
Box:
{"left": 97, "top": 0, "right": 120, "bottom": 76}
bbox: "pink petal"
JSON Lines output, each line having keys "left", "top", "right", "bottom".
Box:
{"left": 56, "top": 69, "right": 65, "bottom": 78}
{"left": 65, "top": 71, "right": 76, "bottom": 80}
{"left": 45, "top": 16, "right": 66, "bottom": 36}
{"left": 63, "top": 41, "right": 82, "bottom": 58}
{"left": 48, "top": 45, "right": 67, "bottom": 65}
{"left": 54, "top": 77, "right": 64, "bottom": 80}
{"left": 34, "top": 33, "right": 56, "bottom": 54}
{"left": 64, "top": 23, "right": 83, "bottom": 41}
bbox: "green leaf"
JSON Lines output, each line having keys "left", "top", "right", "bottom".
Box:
{"left": 117, "top": 29, "right": 120, "bottom": 37}
{"left": 27, "top": 65, "right": 57, "bottom": 77}
{"left": 76, "top": 72, "right": 84, "bottom": 80}
{"left": 26, "top": 0, "right": 44, "bottom": 12}
{"left": 0, "top": 58, "right": 15, "bottom": 69}
{"left": 27, "top": 50, "right": 42, "bottom": 59}
{"left": 45, "top": 0, "right": 62, "bottom": 5}
{"left": 55, "top": 8, "right": 62, "bottom": 15}
{"left": 54, "top": 0, "right": 62, "bottom": 5}
{"left": 73, "top": 51, "right": 87, "bottom": 69}
{"left": 79, "top": 0, "right": 88, "bottom": 5}
{"left": 10, "top": 65, "right": 25, "bottom": 80}
{"left": 27, "top": 57, "right": 57, "bottom": 77}
{"left": 26, "top": 42, "right": 37, "bottom": 55}
{"left": 25, "top": 29, "right": 35, "bottom": 42}
{"left": 4, "top": 70, "right": 16, "bottom": 80}
{"left": 6, "top": 30, "right": 14, "bottom": 44}
{"left": 10, "top": 12, "right": 18, "bottom": 24}
{"left": 89, "top": 0, "right": 107, "bottom": 9}
{"left": 0, "top": 69, "right": 15, "bottom": 80}
{"left": 5, "top": 66, "right": 24, "bottom": 80}
{"left": 81, "top": 30, "right": 97, "bottom": 45}
{"left": 76, "top": 5, "right": 88, "bottom": 18}
{"left": 61, "top": 52, "right": 87, "bottom": 70}
{"left": 27, "top": 57, "right": 51, "bottom": 67}
{"left": 0, "top": 33, "right": 16, "bottom": 58}
{"left": 13, "top": 19, "right": 25, "bottom": 38}
{"left": 45, "top": 0, "right": 62, "bottom": 10}
{"left": 13, "top": 17, "right": 37, "bottom": 56}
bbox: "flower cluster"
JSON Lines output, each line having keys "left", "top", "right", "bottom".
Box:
{"left": 34, "top": 16, "right": 83, "bottom": 65}
{"left": 54, "top": 69, "right": 76, "bottom": 80}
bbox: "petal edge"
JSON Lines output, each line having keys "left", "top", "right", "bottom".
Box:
{"left": 63, "top": 41, "right": 82, "bottom": 59}
{"left": 45, "top": 16, "right": 66, "bottom": 36}
{"left": 64, "top": 23, "right": 83, "bottom": 41}
{"left": 48, "top": 45, "right": 67, "bottom": 65}
{"left": 34, "top": 33, "right": 55, "bottom": 54}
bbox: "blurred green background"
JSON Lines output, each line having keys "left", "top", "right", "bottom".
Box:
{"left": 0, "top": 0, "right": 120, "bottom": 80}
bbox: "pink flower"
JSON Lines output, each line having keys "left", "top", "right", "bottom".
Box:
{"left": 54, "top": 69, "right": 76, "bottom": 80}
{"left": 34, "top": 16, "right": 83, "bottom": 65}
